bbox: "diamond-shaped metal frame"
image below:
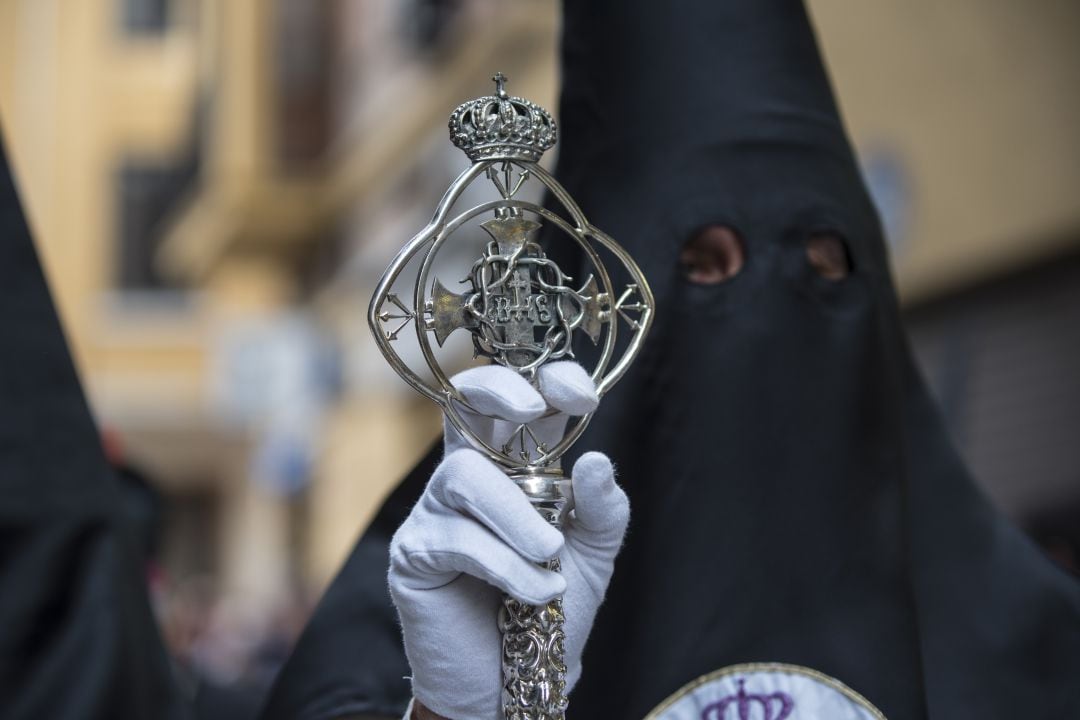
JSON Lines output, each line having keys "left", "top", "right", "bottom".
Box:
{"left": 368, "top": 160, "right": 653, "bottom": 472}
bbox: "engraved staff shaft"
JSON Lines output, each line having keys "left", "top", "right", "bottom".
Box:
{"left": 499, "top": 473, "right": 572, "bottom": 720}
{"left": 368, "top": 73, "right": 654, "bottom": 720}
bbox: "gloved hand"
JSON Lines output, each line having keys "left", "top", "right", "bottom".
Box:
{"left": 389, "top": 361, "right": 630, "bottom": 720}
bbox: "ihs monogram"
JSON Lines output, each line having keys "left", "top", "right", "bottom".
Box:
{"left": 488, "top": 273, "right": 553, "bottom": 326}
{"left": 424, "top": 162, "right": 609, "bottom": 377}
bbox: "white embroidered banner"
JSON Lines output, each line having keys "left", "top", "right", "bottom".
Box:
{"left": 645, "top": 663, "right": 886, "bottom": 720}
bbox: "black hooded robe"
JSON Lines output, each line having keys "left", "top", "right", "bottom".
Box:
{"left": 0, "top": 132, "right": 188, "bottom": 718}
{"left": 260, "top": 1, "right": 1080, "bottom": 718}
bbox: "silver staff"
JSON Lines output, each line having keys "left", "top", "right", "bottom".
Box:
{"left": 369, "top": 73, "right": 653, "bottom": 720}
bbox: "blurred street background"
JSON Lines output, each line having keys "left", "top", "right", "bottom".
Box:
{"left": 1, "top": 0, "right": 1078, "bottom": 711}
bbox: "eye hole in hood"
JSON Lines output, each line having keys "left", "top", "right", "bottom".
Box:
{"left": 679, "top": 225, "right": 745, "bottom": 285}
{"left": 806, "top": 232, "right": 852, "bottom": 281}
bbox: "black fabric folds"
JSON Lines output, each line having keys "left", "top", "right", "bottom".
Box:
{"left": 262, "top": 1, "right": 1080, "bottom": 718}
{"left": 0, "top": 133, "right": 187, "bottom": 718}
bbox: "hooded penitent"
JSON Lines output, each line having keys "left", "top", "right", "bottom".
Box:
{"left": 0, "top": 134, "right": 187, "bottom": 718}
{"left": 260, "top": 1, "right": 1080, "bottom": 718}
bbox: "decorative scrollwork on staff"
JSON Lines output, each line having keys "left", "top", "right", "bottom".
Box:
{"left": 500, "top": 557, "right": 569, "bottom": 720}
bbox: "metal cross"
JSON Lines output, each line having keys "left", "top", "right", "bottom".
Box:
{"left": 492, "top": 71, "right": 509, "bottom": 99}
{"left": 426, "top": 210, "right": 606, "bottom": 374}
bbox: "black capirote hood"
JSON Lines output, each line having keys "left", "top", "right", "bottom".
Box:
{"left": 260, "top": 1, "right": 1080, "bottom": 718}
{"left": 0, "top": 131, "right": 188, "bottom": 719}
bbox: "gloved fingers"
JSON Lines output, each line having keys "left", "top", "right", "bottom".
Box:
{"left": 490, "top": 362, "right": 598, "bottom": 455}
{"left": 428, "top": 450, "right": 564, "bottom": 563}
{"left": 536, "top": 361, "right": 599, "bottom": 416}
{"left": 452, "top": 365, "right": 546, "bottom": 423}
{"left": 565, "top": 451, "right": 630, "bottom": 554}
{"left": 444, "top": 364, "right": 548, "bottom": 453}
{"left": 391, "top": 515, "right": 566, "bottom": 605}
{"left": 444, "top": 362, "right": 597, "bottom": 460}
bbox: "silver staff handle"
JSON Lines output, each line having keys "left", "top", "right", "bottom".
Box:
{"left": 499, "top": 470, "right": 574, "bottom": 720}
{"left": 368, "top": 73, "right": 654, "bottom": 720}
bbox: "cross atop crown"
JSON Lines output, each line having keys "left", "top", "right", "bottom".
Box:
{"left": 492, "top": 71, "right": 509, "bottom": 99}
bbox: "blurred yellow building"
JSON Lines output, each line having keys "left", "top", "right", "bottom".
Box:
{"left": 0, "top": 0, "right": 560, "bottom": 611}
{"left": 0, "top": 0, "right": 1078, "bottom": 615}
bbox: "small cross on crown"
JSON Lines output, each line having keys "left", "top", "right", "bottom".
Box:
{"left": 492, "top": 71, "right": 509, "bottom": 99}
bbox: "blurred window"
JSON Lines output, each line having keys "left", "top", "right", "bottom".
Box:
{"left": 906, "top": 247, "right": 1080, "bottom": 524}
{"left": 275, "top": 0, "right": 332, "bottom": 171}
{"left": 122, "top": 0, "right": 170, "bottom": 35}
{"left": 400, "top": 0, "right": 464, "bottom": 54}
{"left": 116, "top": 151, "right": 198, "bottom": 289}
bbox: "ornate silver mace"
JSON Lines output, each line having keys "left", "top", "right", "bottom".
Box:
{"left": 369, "top": 73, "right": 653, "bottom": 719}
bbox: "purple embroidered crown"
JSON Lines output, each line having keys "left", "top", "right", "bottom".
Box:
{"left": 701, "top": 679, "right": 795, "bottom": 720}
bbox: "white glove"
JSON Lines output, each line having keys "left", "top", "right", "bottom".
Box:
{"left": 388, "top": 361, "right": 630, "bottom": 720}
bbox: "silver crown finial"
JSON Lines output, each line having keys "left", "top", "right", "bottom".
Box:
{"left": 448, "top": 72, "right": 557, "bottom": 163}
